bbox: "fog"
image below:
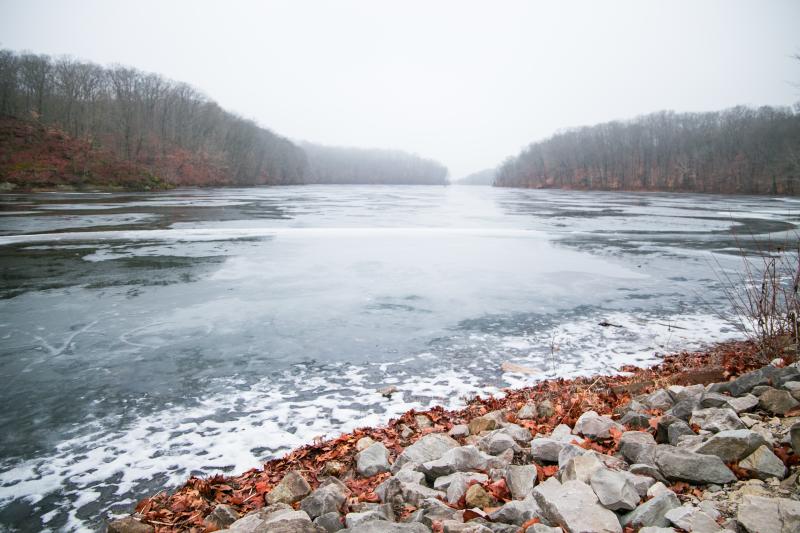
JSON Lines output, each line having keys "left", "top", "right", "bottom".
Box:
{"left": 1, "top": 0, "right": 798, "bottom": 178}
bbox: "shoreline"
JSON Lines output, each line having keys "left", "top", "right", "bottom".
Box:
{"left": 112, "top": 339, "right": 800, "bottom": 532}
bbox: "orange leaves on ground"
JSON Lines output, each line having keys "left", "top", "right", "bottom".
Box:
{"left": 521, "top": 517, "right": 541, "bottom": 529}
{"left": 485, "top": 478, "right": 511, "bottom": 502}
{"left": 536, "top": 464, "right": 559, "bottom": 482}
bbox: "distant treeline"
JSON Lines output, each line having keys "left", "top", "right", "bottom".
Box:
{"left": 495, "top": 107, "right": 800, "bottom": 195}
{"left": 0, "top": 49, "right": 448, "bottom": 189}
{"left": 302, "top": 143, "right": 448, "bottom": 185}
{"left": 457, "top": 168, "right": 495, "bottom": 185}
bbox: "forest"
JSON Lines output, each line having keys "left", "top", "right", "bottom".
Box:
{"left": 495, "top": 106, "right": 800, "bottom": 194}
{"left": 0, "top": 49, "right": 448, "bottom": 189}
{"left": 301, "top": 142, "right": 448, "bottom": 185}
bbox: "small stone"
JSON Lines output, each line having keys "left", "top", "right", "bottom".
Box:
{"left": 758, "top": 387, "right": 800, "bottom": 415}
{"left": 689, "top": 408, "right": 746, "bottom": 433}
{"left": 414, "top": 414, "right": 433, "bottom": 429}
{"left": 621, "top": 411, "right": 652, "bottom": 429}
{"left": 739, "top": 445, "right": 787, "bottom": 480}
{"left": 737, "top": 494, "right": 800, "bottom": 533}
{"left": 640, "top": 389, "right": 675, "bottom": 411}
{"left": 664, "top": 506, "right": 721, "bottom": 532}
{"left": 203, "top": 504, "right": 239, "bottom": 530}
{"left": 573, "top": 410, "right": 624, "bottom": 439}
{"left": 356, "top": 437, "right": 375, "bottom": 451}
{"left": 557, "top": 443, "right": 587, "bottom": 469}
{"left": 790, "top": 422, "right": 800, "bottom": 454}
{"left": 537, "top": 400, "right": 555, "bottom": 418}
{"left": 322, "top": 461, "right": 345, "bottom": 477}
{"left": 726, "top": 394, "right": 759, "bottom": 413}
{"left": 344, "top": 504, "right": 393, "bottom": 528}
{"left": 378, "top": 385, "right": 398, "bottom": 398}
{"left": 647, "top": 482, "right": 670, "bottom": 498}
{"left": 517, "top": 402, "right": 537, "bottom": 420}
{"left": 356, "top": 442, "right": 391, "bottom": 477}
{"left": 560, "top": 453, "right": 603, "bottom": 484}
{"left": 468, "top": 416, "right": 497, "bottom": 435}
{"left": 504, "top": 464, "right": 537, "bottom": 500}
{"left": 465, "top": 484, "right": 497, "bottom": 508}
{"left": 667, "top": 420, "right": 695, "bottom": 446}
{"left": 619, "top": 470, "right": 657, "bottom": 497}
{"left": 590, "top": 468, "right": 640, "bottom": 511}
{"left": 690, "top": 429, "right": 766, "bottom": 462}
{"left": 619, "top": 431, "right": 657, "bottom": 463}
{"left": 314, "top": 511, "right": 344, "bottom": 532}
{"left": 783, "top": 381, "right": 800, "bottom": 400}
{"left": 529, "top": 438, "right": 564, "bottom": 463}
{"left": 267, "top": 471, "right": 312, "bottom": 505}
{"left": 630, "top": 463, "right": 668, "bottom": 484}
{"left": 107, "top": 517, "right": 154, "bottom": 533}
{"left": 477, "top": 431, "right": 518, "bottom": 455}
{"left": 620, "top": 491, "right": 681, "bottom": 528}
{"left": 487, "top": 495, "right": 540, "bottom": 525}
{"left": 449, "top": 424, "right": 469, "bottom": 438}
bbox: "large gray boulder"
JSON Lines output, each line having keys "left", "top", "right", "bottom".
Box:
{"left": 690, "top": 429, "right": 766, "bottom": 462}
{"left": 758, "top": 387, "right": 800, "bottom": 415}
{"left": 300, "top": 479, "right": 350, "bottom": 520}
{"left": 573, "top": 410, "right": 624, "bottom": 439}
{"left": 392, "top": 433, "right": 459, "bottom": 471}
{"left": 356, "top": 442, "right": 391, "bottom": 477}
{"left": 620, "top": 491, "right": 681, "bottom": 528}
{"left": 477, "top": 431, "right": 518, "bottom": 455}
{"left": 532, "top": 477, "right": 622, "bottom": 533}
{"left": 728, "top": 366, "right": 776, "bottom": 397}
{"left": 737, "top": 494, "right": 800, "bottom": 533}
{"left": 640, "top": 389, "right": 675, "bottom": 411}
{"left": 689, "top": 408, "right": 746, "bottom": 433}
{"left": 620, "top": 431, "right": 657, "bottom": 463}
{"left": 228, "top": 507, "right": 320, "bottom": 533}
{"left": 654, "top": 445, "right": 737, "bottom": 484}
{"left": 739, "top": 445, "right": 787, "bottom": 480}
{"left": 419, "top": 445, "right": 498, "bottom": 479}
{"left": 589, "top": 468, "right": 640, "bottom": 511}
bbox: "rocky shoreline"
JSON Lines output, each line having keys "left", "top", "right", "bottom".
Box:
{"left": 110, "top": 341, "right": 800, "bottom": 533}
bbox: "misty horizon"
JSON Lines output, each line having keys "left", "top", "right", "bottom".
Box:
{"left": 2, "top": 0, "right": 798, "bottom": 179}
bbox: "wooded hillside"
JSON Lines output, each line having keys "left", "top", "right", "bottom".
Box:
{"left": 495, "top": 106, "right": 800, "bottom": 195}
{"left": 0, "top": 49, "right": 449, "bottom": 189}
{"left": 302, "top": 143, "right": 448, "bottom": 185}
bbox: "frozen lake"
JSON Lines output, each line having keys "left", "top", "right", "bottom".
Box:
{"left": 0, "top": 185, "right": 798, "bottom": 531}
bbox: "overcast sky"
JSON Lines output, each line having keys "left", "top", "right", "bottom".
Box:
{"left": 1, "top": 0, "right": 799, "bottom": 178}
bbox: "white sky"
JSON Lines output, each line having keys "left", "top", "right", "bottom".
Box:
{"left": 1, "top": 0, "right": 799, "bottom": 178}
